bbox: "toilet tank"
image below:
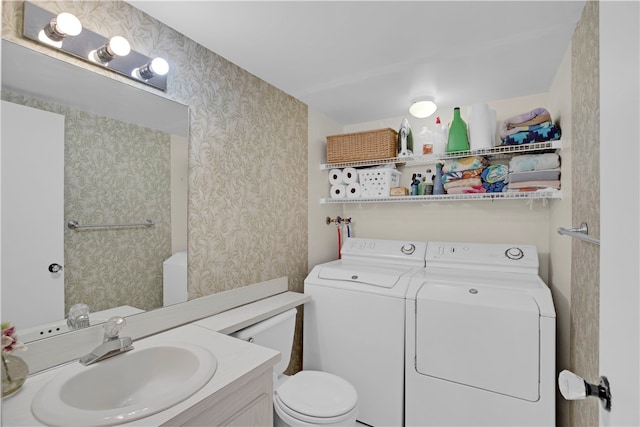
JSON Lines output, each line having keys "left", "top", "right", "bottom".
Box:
{"left": 231, "top": 308, "right": 297, "bottom": 376}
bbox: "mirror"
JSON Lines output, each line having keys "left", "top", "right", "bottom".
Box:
{"left": 1, "top": 40, "right": 189, "bottom": 343}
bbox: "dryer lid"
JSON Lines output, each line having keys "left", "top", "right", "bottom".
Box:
{"left": 276, "top": 371, "right": 358, "bottom": 418}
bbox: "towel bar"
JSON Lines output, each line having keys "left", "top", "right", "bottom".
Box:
{"left": 557, "top": 222, "right": 600, "bottom": 245}
{"left": 68, "top": 219, "right": 154, "bottom": 230}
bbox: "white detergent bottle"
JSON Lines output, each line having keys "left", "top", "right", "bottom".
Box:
{"left": 433, "top": 117, "right": 448, "bottom": 155}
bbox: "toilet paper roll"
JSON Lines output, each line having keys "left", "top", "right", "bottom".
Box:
{"left": 346, "top": 182, "right": 362, "bottom": 198}
{"left": 330, "top": 184, "right": 346, "bottom": 199}
{"left": 329, "top": 169, "right": 344, "bottom": 185}
{"left": 342, "top": 167, "right": 359, "bottom": 184}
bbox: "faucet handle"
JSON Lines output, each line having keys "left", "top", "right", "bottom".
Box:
{"left": 67, "top": 303, "right": 91, "bottom": 330}
{"left": 104, "top": 316, "right": 126, "bottom": 339}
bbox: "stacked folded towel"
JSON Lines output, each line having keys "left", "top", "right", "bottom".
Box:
{"left": 442, "top": 156, "right": 487, "bottom": 194}
{"left": 506, "top": 153, "right": 561, "bottom": 192}
{"left": 481, "top": 164, "right": 509, "bottom": 193}
{"left": 499, "top": 108, "right": 561, "bottom": 146}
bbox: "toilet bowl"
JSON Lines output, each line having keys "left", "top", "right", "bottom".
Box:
{"left": 274, "top": 371, "right": 358, "bottom": 427}
{"left": 231, "top": 308, "right": 359, "bottom": 427}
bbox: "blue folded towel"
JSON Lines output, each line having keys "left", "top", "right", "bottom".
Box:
{"left": 502, "top": 124, "right": 561, "bottom": 146}
{"left": 482, "top": 181, "right": 506, "bottom": 193}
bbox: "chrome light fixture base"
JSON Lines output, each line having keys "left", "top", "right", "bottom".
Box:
{"left": 23, "top": 2, "right": 168, "bottom": 91}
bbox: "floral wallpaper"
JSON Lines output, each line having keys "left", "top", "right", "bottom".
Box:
{"left": 2, "top": 0, "right": 308, "bottom": 370}
{"left": 570, "top": 1, "right": 600, "bottom": 426}
{"left": 1, "top": 90, "right": 171, "bottom": 313}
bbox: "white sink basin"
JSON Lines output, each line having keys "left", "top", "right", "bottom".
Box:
{"left": 31, "top": 343, "right": 217, "bottom": 426}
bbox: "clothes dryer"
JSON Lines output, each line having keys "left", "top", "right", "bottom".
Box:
{"left": 405, "top": 241, "right": 556, "bottom": 426}
{"left": 304, "top": 238, "right": 427, "bottom": 427}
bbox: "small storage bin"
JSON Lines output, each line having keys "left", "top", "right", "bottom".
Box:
{"left": 358, "top": 169, "right": 401, "bottom": 198}
{"left": 326, "top": 128, "right": 398, "bottom": 163}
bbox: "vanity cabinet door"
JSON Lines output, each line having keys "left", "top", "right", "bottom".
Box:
{"left": 162, "top": 369, "right": 273, "bottom": 427}
{"left": 224, "top": 394, "right": 272, "bottom": 427}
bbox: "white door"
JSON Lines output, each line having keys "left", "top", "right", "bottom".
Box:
{"left": 599, "top": 2, "right": 640, "bottom": 426}
{"left": 1, "top": 101, "right": 65, "bottom": 329}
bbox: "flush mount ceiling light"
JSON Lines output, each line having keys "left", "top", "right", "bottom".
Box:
{"left": 38, "top": 12, "right": 82, "bottom": 48}
{"left": 409, "top": 96, "right": 438, "bottom": 119}
{"left": 133, "top": 58, "right": 170, "bottom": 80}
{"left": 90, "top": 36, "right": 131, "bottom": 64}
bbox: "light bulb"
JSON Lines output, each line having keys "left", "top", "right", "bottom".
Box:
{"left": 107, "top": 36, "right": 131, "bottom": 57}
{"left": 148, "top": 58, "right": 169, "bottom": 76}
{"left": 41, "top": 11, "right": 82, "bottom": 45}
{"left": 134, "top": 58, "right": 169, "bottom": 80}
{"left": 90, "top": 36, "right": 131, "bottom": 64}
{"left": 54, "top": 12, "right": 82, "bottom": 37}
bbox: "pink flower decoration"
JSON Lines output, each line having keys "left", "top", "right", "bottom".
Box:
{"left": 1, "top": 322, "right": 26, "bottom": 354}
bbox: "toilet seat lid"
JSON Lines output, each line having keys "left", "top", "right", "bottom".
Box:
{"left": 276, "top": 371, "right": 358, "bottom": 419}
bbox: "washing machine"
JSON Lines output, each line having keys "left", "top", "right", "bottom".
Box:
{"left": 304, "top": 237, "right": 428, "bottom": 427}
{"left": 405, "top": 241, "right": 556, "bottom": 426}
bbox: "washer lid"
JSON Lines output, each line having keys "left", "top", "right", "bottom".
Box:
{"left": 317, "top": 263, "right": 413, "bottom": 288}
{"left": 276, "top": 371, "right": 358, "bottom": 418}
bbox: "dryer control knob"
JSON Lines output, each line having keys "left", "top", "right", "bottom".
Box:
{"left": 505, "top": 247, "right": 524, "bottom": 260}
{"left": 401, "top": 243, "right": 416, "bottom": 255}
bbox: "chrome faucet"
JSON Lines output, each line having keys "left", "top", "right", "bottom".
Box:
{"left": 67, "top": 303, "right": 91, "bottom": 330}
{"left": 79, "top": 316, "right": 133, "bottom": 366}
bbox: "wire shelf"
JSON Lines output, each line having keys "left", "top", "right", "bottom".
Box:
{"left": 320, "top": 189, "right": 562, "bottom": 204}
{"left": 320, "top": 140, "right": 562, "bottom": 170}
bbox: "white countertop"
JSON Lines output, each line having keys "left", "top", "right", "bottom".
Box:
{"left": 1, "top": 291, "right": 310, "bottom": 426}
{"left": 1, "top": 324, "right": 279, "bottom": 426}
{"left": 195, "top": 290, "right": 310, "bottom": 334}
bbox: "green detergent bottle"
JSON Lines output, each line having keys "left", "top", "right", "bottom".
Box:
{"left": 446, "top": 107, "right": 470, "bottom": 152}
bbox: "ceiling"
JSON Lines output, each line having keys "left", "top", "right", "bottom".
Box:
{"left": 128, "top": 1, "right": 585, "bottom": 125}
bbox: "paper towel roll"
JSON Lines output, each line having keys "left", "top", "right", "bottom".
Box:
{"left": 343, "top": 167, "right": 359, "bottom": 184}
{"left": 346, "top": 182, "right": 362, "bottom": 198}
{"left": 330, "top": 184, "right": 346, "bottom": 199}
{"left": 329, "top": 169, "right": 344, "bottom": 185}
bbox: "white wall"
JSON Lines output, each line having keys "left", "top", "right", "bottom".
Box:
{"left": 307, "top": 108, "right": 343, "bottom": 271}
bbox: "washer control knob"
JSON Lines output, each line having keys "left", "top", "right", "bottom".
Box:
{"left": 505, "top": 247, "right": 524, "bottom": 260}
{"left": 401, "top": 244, "right": 416, "bottom": 255}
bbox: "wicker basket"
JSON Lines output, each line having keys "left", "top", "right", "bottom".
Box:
{"left": 326, "top": 128, "right": 398, "bottom": 163}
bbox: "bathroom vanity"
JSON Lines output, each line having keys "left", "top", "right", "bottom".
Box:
{"left": 2, "top": 285, "right": 310, "bottom": 426}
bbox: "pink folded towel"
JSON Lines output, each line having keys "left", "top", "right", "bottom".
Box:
{"left": 500, "top": 108, "right": 552, "bottom": 139}
{"left": 508, "top": 180, "right": 560, "bottom": 190}
{"left": 445, "top": 186, "right": 486, "bottom": 194}
{"left": 443, "top": 177, "right": 482, "bottom": 190}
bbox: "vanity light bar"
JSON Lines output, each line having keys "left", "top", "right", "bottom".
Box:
{"left": 22, "top": 2, "right": 168, "bottom": 91}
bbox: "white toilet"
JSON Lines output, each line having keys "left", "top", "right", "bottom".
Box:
{"left": 231, "top": 308, "right": 359, "bottom": 427}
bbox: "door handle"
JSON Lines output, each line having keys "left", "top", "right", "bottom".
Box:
{"left": 48, "top": 263, "right": 63, "bottom": 273}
